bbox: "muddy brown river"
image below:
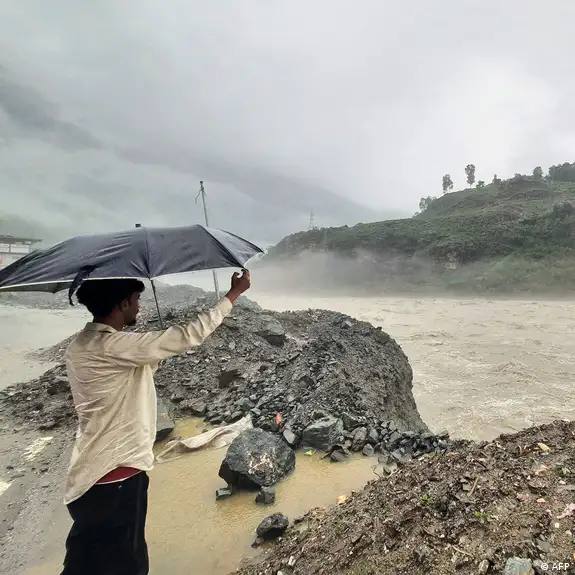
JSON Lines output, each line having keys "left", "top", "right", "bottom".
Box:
{"left": 2, "top": 295, "right": 574, "bottom": 574}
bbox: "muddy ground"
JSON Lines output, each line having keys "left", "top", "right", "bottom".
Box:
{"left": 236, "top": 420, "right": 575, "bottom": 575}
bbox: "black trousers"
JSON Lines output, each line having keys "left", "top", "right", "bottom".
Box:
{"left": 61, "top": 472, "right": 149, "bottom": 575}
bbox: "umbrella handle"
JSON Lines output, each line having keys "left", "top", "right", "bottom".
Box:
{"left": 68, "top": 265, "right": 96, "bottom": 306}
{"left": 150, "top": 279, "right": 164, "bottom": 329}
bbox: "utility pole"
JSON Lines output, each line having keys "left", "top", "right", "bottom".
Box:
{"left": 197, "top": 181, "right": 220, "bottom": 298}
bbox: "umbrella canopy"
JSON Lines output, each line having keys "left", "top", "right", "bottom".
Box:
{"left": 0, "top": 225, "right": 264, "bottom": 294}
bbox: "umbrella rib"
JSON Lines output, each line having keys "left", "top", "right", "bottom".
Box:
{"left": 202, "top": 227, "right": 247, "bottom": 270}
{"left": 0, "top": 276, "right": 146, "bottom": 291}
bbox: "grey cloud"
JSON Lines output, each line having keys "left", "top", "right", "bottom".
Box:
{"left": 1, "top": 0, "right": 575, "bottom": 245}
{"left": 0, "top": 71, "right": 100, "bottom": 150}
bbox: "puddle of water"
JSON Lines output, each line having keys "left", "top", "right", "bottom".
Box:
{"left": 23, "top": 418, "right": 377, "bottom": 575}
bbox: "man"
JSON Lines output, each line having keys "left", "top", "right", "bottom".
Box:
{"left": 61, "top": 270, "right": 251, "bottom": 575}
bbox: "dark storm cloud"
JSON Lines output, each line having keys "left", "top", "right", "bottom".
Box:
{"left": 1, "top": 1, "right": 575, "bottom": 244}
{"left": 0, "top": 71, "right": 100, "bottom": 149}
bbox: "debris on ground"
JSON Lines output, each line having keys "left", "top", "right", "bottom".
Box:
{"left": 236, "top": 420, "right": 575, "bottom": 575}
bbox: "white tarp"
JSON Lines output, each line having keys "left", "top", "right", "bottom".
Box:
{"left": 155, "top": 415, "right": 252, "bottom": 463}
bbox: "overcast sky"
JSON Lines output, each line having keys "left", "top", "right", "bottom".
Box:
{"left": 1, "top": 1, "right": 575, "bottom": 244}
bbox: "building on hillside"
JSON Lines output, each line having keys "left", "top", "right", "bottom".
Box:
{"left": 0, "top": 235, "right": 41, "bottom": 270}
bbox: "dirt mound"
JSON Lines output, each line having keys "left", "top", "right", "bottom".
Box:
{"left": 236, "top": 420, "right": 575, "bottom": 575}
{"left": 0, "top": 297, "right": 427, "bottom": 450}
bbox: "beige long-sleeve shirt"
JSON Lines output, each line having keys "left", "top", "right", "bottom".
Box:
{"left": 63, "top": 297, "right": 233, "bottom": 504}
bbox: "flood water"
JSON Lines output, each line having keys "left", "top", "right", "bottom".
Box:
{"left": 253, "top": 293, "right": 575, "bottom": 440}
{"left": 6, "top": 294, "right": 575, "bottom": 574}
{"left": 0, "top": 305, "right": 86, "bottom": 390}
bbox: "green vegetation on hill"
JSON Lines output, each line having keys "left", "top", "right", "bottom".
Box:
{"left": 266, "top": 171, "right": 575, "bottom": 294}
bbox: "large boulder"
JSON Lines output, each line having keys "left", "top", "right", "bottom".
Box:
{"left": 302, "top": 416, "right": 344, "bottom": 451}
{"left": 219, "top": 429, "right": 296, "bottom": 488}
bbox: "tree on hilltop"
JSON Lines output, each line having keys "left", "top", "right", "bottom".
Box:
{"left": 465, "top": 164, "right": 476, "bottom": 186}
{"left": 442, "top": 174, "right": 454, "bottom": 194}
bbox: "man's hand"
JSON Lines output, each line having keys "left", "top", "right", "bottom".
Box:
{"left": 226, "top": 269, "right": 251, "bottom": 303}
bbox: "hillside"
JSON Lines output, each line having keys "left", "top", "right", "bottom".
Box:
{"left": 260, "top": 174, "right": 575, "bottom": 294}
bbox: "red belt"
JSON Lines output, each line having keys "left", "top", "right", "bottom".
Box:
{"left": 96, "top": 467, "right": 142, "bottom": 484}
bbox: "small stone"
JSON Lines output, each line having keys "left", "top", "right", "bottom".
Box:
{"left": 187, "top": 400, "right": 207, "bottom": 416}
{"left": 256, "top": 513, "right": 289, "bottom": 539}
{"left": 219, "top": 366, "right": 242, "bottom": 388}
{"left": 527, "top": 479, "right": 547, "bottom": 493}
{"left": 39, "top": 420, "right": 58, "bottom": 431}
{"left": 367, "top": 427, "right": 380, "bottom": 445}
{"left": 381, "top": 461, "right": 398, "bottom": 475}
{"left": 257, "top": 320, "right": 286, "bottom": 347}
{"left": 282, "top": 428, "right": 298, "bottom": 447}
{"left": 341, "top": 412, "right": 363, "bottom": 431}
{"left": 302, "top": 416, "right": 344, "bottom": 451}
{"left": 351, "top": 427, "right": 367, "bottom": 451}
{"left": 216, "top": 487, "right": 233, "bottom": 500}
{"left": 537, "top": 442, "right": 551, "bottom": 453}
{"left": 46, "top": 377, "right": 68, "bottom": 395}
{"left": 478, "top": 559, "right": 490, "bottom": 574}
{"left": 255, "top": 486, "right": 276, "bottom": 505}
{"left": 227, "top": 411, "right": 243, "bottom": 423}
{"left": 390, "top": 449, "right": 410, "bottom": 464}
{"left": 362, "top": 444, "right": 375, "bottom": 457}
{"left": 414, "top": 544, "right": 432, "bottom": 562}
{"left": 251, "top": 536, "right": 264, "bottom": 548}
{"left": 330, "top": 448, "right": 348, "bottom": 463}
{"left": 503, "top": 557, "right": 534, "bottom": 575}
{"left": 535, "top": 538, "right": 551, "bottom": 554}
{"left": 386, "top": 430, "right": 402, "bottom": 448}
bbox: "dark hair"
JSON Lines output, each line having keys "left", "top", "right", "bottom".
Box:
{"left": 77, "top": 279, "right": 145, "bottom": 317}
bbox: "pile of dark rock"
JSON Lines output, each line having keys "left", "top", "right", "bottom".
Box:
{"left": 145, "top": 295, "right": 429, "bottom": 436}
{"left": 0, "top": 364, "right": 75, "bottom": 432}
{"left": 1, "top": 295, "right": 448, "bottom": 469}
{"left": 302, "top": 414, "right": 450, "bottom": 464}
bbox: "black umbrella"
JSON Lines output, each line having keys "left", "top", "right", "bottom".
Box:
{"left": 0, "top": 225, "right": 264, "bottom": 325}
